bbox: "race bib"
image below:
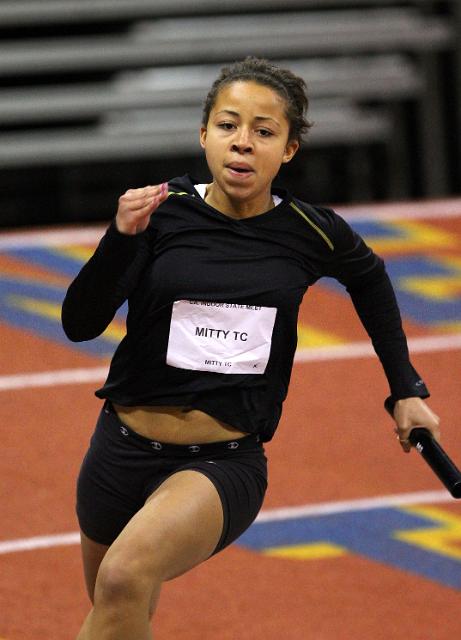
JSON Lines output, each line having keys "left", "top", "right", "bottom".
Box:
{"left": 166, "top": 300, "right": 277, "bottom": 374}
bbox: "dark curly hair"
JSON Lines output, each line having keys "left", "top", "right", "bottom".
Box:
{"left": 202, "top": 57, "right": 312, "bottom": 143}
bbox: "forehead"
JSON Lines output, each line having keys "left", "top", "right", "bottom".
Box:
{"left": 212, "top": 81, "right": 287, "bottom": 118}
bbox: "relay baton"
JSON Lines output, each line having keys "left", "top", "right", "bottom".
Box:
{"left": 384, "top": 397, "right": 461, "bottom": 499}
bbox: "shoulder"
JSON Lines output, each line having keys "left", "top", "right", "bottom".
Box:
{"left": 287, "top": 197, "right": 354, "bottom": 253}
{"left": 290, "top": 197, "right": 346, "bottom": 229}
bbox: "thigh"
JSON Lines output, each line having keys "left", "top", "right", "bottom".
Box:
{"left": 80, "top": 530, "right": 110, "bottom": 602}
{"left": 181, "top": 448, "right": 268, "bottom": 554}
{"left": 98, "top": 469, "right": 224, "bottom": 585}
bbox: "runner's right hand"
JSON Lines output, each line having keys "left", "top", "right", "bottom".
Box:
{"left": 115, "top": 182, "right": 169, "bottom": 235}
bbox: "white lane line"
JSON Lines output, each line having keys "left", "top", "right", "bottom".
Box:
{"left": 0, "top": 366, "right": 108, "bottom": 391}
{"left": 256, "top": 490, "right": 454, "bottom": 523}
{"left": 0, "top": 226, "right": 105, "bottom": 249}
{"left": 338, "top": 199, "right": 461, "bottom": 221}
{"left": 0, "top": 532, "right": 80, "bottom": 555}
{"left": 0, "top": 489, "right": 455, "bottom": 556}
{"left": 295, "top": 332, "right": 461, "bottom": 362}
{"left": 1, "top": 333, "right": 460, "bottom": 392}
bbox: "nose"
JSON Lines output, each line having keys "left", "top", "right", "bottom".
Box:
{"left": 231, "top": 128, "right": 253, "bottom": 153}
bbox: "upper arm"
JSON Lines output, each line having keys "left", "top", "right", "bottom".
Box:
{"left": 320, "top": 209, "right": 385, "bottom": 289}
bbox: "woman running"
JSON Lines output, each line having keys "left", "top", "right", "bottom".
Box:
{"left": 62, "top": 57, "right": 440, "bottom": 640}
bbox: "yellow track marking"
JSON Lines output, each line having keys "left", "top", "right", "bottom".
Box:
{"left": 263, "top": 542, "right": 347, "bottom": 560}
{"left": 396, "top": 506, "right": 461, "bottom": 561}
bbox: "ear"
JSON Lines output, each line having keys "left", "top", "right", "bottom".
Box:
{"left": 282, "top": 139, "right": 299, "bottom": 164}
{"left": 200, "top": 127, "right": 207, "bottom": 149}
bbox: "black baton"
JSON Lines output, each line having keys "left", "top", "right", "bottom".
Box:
{"left": 384, "top": 397, "right": 461, "bottom": 499}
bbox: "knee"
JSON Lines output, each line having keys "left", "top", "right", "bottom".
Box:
{"left": 94, "top": 556, "right": 159, "bottom": 608}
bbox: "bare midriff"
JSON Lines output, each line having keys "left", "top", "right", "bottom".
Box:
{"left": 112, "top": 404, "right": 248, "bottom": 444}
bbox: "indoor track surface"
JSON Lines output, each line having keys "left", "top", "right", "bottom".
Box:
{"left": 1, "top": 198, "right": 461, "bottom": 639}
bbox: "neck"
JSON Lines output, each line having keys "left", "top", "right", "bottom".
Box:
{"left": 204, "top": 183, "right": 274, "bottom": 219}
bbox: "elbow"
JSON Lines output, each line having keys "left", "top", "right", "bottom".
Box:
{"left": 62, "top": 325, "right": 86, "bottom": 343}
{"left": 61, "top": 304, "right": 93, "bottom": 342}
{"left": 61, "top": 304, "right": 78, "bottom": 342}
{"left": 62, "top": 321, "right": 102, "bottom": 343}
{"left": 61, "top": 301, "right": 111, "bottom": 342}
{"left": 61, "top": 291, "right": 84, "bottom": 342}
{"left": 61, "top": 315, "right": 88, "bottom": 343}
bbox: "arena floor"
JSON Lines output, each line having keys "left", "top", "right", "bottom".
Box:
{"left": 1, "top": 198, "right": 461, "bottom": 639}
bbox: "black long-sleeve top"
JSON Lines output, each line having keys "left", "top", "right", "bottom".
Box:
{"left": 61, "top": 174, "right": 428, "bottom": 441}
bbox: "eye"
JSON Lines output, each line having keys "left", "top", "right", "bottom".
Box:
{"left": 257, "top": 128, "right": 273, "bottom": 137}
{"left": 218, "top": 122, "right": 236, "bottom": 131}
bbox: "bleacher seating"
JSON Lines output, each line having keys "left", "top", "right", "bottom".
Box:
{"left": 0, "top": 0, "right": 458, "bottom": 226}
{"left": 0, "top": 9, "right": 452, "bottom": 75}
{"left": 0, "top": 0, "right": 450, "bottom": 25}
{"left": 0, "top": 56, "right": 422, "bottom": 125}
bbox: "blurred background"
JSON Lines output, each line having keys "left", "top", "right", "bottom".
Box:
{"left": 0, "top": 0, "right": 459, "bottom": 229}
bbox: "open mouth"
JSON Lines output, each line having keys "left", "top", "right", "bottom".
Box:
{"left": 227, "top": 164, "right": 254, "bottom": 177}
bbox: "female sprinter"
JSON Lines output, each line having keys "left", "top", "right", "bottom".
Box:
{"left": 62, "top": 57, "right": 440, "bottom": 639}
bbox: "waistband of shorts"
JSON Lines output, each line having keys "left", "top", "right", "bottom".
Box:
{"left": 102, "top": 401, "right": 261, "bottom": 457}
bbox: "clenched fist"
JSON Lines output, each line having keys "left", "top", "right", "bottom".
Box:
{"left": 115, "top": 182, "right": 169, "bottom": 235}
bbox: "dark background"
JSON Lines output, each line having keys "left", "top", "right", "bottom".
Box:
{"left": 0, "top": 0, "right": 459, "bottom": 229}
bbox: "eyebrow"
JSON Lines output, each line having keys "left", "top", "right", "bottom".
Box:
{"left": 215, "top": 109, "right": 280, "bottom": 126}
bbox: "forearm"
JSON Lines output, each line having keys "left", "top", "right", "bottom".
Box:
{"left": 61, "top": 222, "right": 150, "bottom": 341}
{"left": 348, "top": 270, "right": 429, "bottom": 401}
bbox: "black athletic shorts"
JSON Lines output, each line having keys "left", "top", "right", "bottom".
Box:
{"left": 76, "top": 401, "right": 268, "bottom": 554}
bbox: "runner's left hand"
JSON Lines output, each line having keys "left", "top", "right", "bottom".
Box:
{"left": 393, "top": 397, "right": 440, "bottom": 453}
